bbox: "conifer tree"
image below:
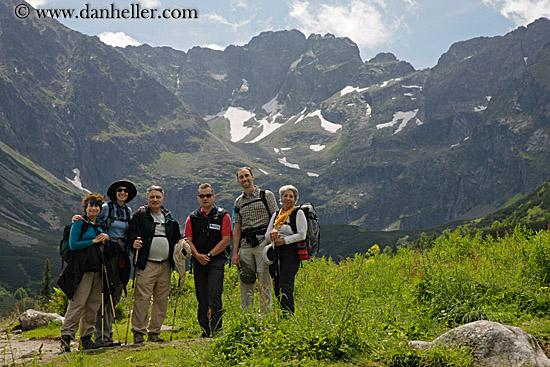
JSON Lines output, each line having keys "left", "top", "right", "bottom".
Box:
{"left": 40, "top": 259, "right": 52, "bottom": 307}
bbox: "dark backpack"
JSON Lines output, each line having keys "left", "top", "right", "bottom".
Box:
{"left": 290, "top": 203, "right": 320, "bottom": 259}
{"left": 59, "top": 219, "right": 105, "bottom": 268}
{"left": 59, "top": 221, "right": 88, "bottom": 268}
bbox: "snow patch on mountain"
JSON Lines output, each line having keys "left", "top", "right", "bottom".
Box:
{"left": 224, "top": 107, "right": 254, "bottom": 142}
{"left": 474, "top": 96, "right": 492, "bottom": 112}
{"left": 262, "top": 96, "right": 281, "bottom": 114}
{"left": 249, "top": 116, "right": 285, "bottom": 143}
{"left": 307, "top": 172, "right": 320, "bottom": 177}
{"left": 209, "top": 72, "right": 227, "bottom": 81}
{"left": 402, "top": 85, "right": 422, "bottom": 90}
{"left": 66, "top": 168, "right": 91, "bottom": 193}
{"left": 340, "top": 86, "right": 367, "bottom": 96}
{"left": 310, "top": 144, "right": 325, "bottom": 151}
{"left": 223, "top": 106, "right": 286, "bottom": 143}
{"left": 451, "top": 136, "right": 470, "bottom": 148}
{"left": 239, "top": 79, "right": 249, "bottom": 93}
{"left": 366, "top": 103, "right": 372, "bottom": 116}
{"left": 295, "top": 110, "right": 341, "bottom": 133}
{"left": 376, "top": 109, "right": 421, "bottom": 134}
{"left": 278, "top": 157, "right": 300, "bottom": 169}
{"left": 379, "top": 77, "right": 402, "bottom": 88}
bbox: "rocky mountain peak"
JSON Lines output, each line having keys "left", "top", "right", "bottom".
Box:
{"left": 369, "top": 52, "right": 398, "bottom": 63}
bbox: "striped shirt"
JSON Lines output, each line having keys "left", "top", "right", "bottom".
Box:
{"left": 234, "top": 186, "right": 278, "bottom": 248}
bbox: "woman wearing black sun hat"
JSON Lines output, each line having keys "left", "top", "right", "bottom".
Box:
{"left": 95, "top": 180, "right": 137, "bottom": 346}
{"left": 72, "top": 180, "right": 137, "bottom": 346}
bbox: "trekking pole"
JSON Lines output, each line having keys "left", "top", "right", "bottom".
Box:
{"left": 273, "top": 242, "right": 280, "bottom": 310}
{"left": 100, "top": 246, "right": 106, "bottom": 345}
{"left": 124, "top": 247, "right": 139, "bottom": 345}
{"left": 100, "top": 243, "right": 122, "bottom": 345}
{"left": 169, "top": 275, "right": 181, "bottom": 342}
{"left": 103, "top": 260, "right": 122, "bottom": 345}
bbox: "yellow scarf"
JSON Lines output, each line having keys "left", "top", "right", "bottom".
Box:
{"left": 274, "top": 206, "right": 295, "bottom": 228}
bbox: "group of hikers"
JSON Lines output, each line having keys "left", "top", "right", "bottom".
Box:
{"left": 57, "top": 166, "right": 311, "bottom": 352}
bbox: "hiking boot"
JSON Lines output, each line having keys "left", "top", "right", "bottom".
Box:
{"left": 81, "top": 334, "right": 100, "bottom": 350}
{"left": 96, "top": 338, "right": 116, "bottom": 347}
{"left": 133, "top": 332, "right": 144, "bottom": 344}
{"left": 60, "top": 335, "right": 71, "bottom": 352}
{"left": 147, "top": 333, "right": 165, "bottom": 343}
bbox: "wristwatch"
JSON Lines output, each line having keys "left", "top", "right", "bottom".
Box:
{"left": 207, "top": 252, "right": 212, "bottom": 258}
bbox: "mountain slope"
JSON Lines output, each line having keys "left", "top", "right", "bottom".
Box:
{"left": 0, "top": 0, "right": 550, "bottom": 293}
{"left": 0, "top": 0, "right": 206, "bottom": 193}
{"left": 120, "top": 20, "right": 550, "bottom": 231}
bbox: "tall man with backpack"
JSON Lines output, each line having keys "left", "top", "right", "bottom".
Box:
{"left": 231, "top": 167, "right": 278, "bottom": 315}
{"left": 184, "top": 183, "right": 231, "bottom": 337}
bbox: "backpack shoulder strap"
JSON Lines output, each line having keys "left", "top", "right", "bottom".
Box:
{"left": 79, "top": 221, "right": 89, "bottom": 239}
{"left": 260, "top": 190, "right": 274, "bottom": 217}
{"left": 289, "top": 207, "right": 302, "bottom": 234}
{"left": 106, "top": 201, "right": 114, "bottom": 228}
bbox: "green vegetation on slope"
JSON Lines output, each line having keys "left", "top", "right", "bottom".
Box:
{"left": 8, "top": 225, "right": 548, "bottom": 366}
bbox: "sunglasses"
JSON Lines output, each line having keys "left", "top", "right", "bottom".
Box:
{"left": 116, "top": 188, "right": 129, "bottom": 193}
{"left": 198, "top": 194, "right": 213, "bottom": 199}
{"left": 85, "top": 200, "right": 102, "bottom": 207}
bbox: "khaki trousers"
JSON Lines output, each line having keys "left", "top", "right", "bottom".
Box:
{"left": 60, "top": 271, "right": 102, "bottom": 339}
{"left": 131, "top": 261, "right": 171, "bottom": 335}
{"left": 239, "top": 242, "right": 272, "bottom": 315}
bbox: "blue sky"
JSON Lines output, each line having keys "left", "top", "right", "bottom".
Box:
{"left": 26, "top": 0, "right": 550, "bottom": 69}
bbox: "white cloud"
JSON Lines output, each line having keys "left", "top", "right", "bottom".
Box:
{"left": 483, "top": 0, "right": 550, "bottom": 25}
{"left": 98, "top": 32, "right": 141, "bottom": 48}
{"left": 231, "top": 0, "right": 250, "bottom": 10}
{"left": 288, "top": 0, "right": 405, "bottom": 50}
{"left": 26, "top": 0, "right": 50, "bottom": 7}
{"left": 138, "top": 0, "right": 161, "bottom": 8}
{"left": 203, "top": 13, "right": 251, "bottom": 31}
{"left": 201, "top": 43, "right": 225, "bottom": 51}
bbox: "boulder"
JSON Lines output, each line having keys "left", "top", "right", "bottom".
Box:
{"left": 410, "top": 320, "right": 550, "bottom": 367}
{"left": 18, "top": 309, "right": 64, "bottom": 331}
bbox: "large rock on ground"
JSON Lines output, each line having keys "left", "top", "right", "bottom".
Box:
{"left": 18, "top": 309, "right": 64, "bottom": 331}
{"left": 410, "top": 320, "right": 550, "bottom": 367}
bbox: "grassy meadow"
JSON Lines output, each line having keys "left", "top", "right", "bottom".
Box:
{"left": 9, "top": 225, "right": 550, "bottom": 366}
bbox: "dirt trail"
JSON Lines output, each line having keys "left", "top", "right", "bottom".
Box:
{"left": 0, "top": 331, "right": 61, "bottom": 365}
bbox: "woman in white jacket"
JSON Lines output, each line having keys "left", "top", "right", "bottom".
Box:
{"left": 264, "top": 185, "right": 307, "bottom": 315}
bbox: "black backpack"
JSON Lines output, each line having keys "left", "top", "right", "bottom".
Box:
{"left": 59, "top": 221, "right": 88, "bottom": 268}
{"left": 290, "top": 203, "right": 320, "bottom": 258}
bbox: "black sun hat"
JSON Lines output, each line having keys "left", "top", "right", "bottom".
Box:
{"left": 107, "top": 180, "right": 137, "bottom": 203}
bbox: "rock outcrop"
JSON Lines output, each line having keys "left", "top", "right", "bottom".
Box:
{"left": 410, "top": 320, "right": 550, "bottom": 367}
{"left": 18, "top": 309, "right": 64, "bottom": 331}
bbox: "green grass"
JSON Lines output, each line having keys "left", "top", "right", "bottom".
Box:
{"left": 7, "top": 225, "right": 550, "bottom": 366}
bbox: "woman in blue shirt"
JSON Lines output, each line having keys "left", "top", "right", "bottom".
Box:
{"left": 60, "top": 193, "right": 109, "bottom": 352}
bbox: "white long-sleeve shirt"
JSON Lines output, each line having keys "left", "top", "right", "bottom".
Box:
{"left": 265, "top": 207, "right": 307, "bottom": 245}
